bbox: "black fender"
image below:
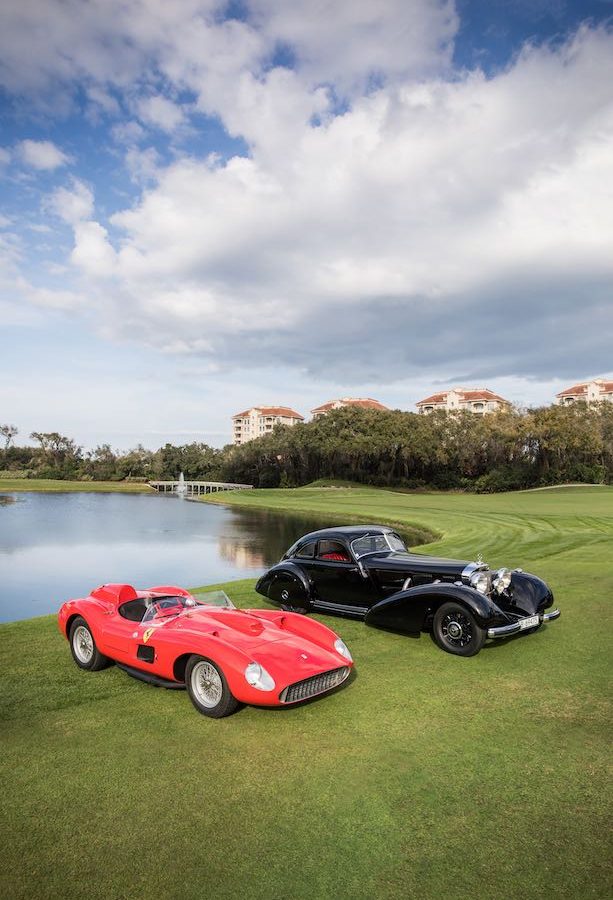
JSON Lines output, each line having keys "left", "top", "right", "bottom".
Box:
{"left": 255, "top": 563, "right": 313, "bottom": 611}
{"left": 508, "top": 572, "right": 554, "bottom": 617}
{"left": 365, "top": 583, "right": 508, "bottom": 634}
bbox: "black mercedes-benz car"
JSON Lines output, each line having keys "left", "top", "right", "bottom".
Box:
{"left": 255, "top": 525, "right": 560, "bottom": 657}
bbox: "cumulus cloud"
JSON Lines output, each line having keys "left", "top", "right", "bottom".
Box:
{"left": 250, "top": 0, "right": 458, "bottom": 90}
{"left": 56, "top": 25, "right": 606, "bottom": 383}
{"left": 18, "top": 139, "right": 70, "bottom": 170}
{"left": 70, "top": 221, "right": 116, "bottom": 277}
{"left": 136, "top": 95, "right": 186, "bottom": 131}
{"left": 0, "top": 1, "right": 454, "bottom": 116}
{"left": 2, "top": 4, "right": 613, "bottom": 386}
{"left": 0, "top": 1, "right": 251, "bottom": 106}
{"left": 47, "top": 178, "right": 94, "bottom": 224}
{"left": 124, "top": 145, "right": 161, "bottom": 184}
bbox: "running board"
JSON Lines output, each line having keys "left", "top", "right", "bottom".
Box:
{"left": 116, "top": 663, "right": 185, "bottom": 690}
{"left": 311, "top": 600, "right": 368, "bottom": 619}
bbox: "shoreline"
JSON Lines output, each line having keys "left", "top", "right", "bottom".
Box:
{"left": 0, "top": 478, "right": 152, "bottom": 493}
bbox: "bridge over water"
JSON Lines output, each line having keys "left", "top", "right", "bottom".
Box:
{"left": 149, "top": 480, "right": 253, "bottom": 495}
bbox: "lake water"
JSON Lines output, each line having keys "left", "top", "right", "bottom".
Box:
{"left": 0, "top": 492, "right": 331, "bottom": 623}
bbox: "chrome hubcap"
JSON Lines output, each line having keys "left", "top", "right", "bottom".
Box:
{"left": 447, "top": 620, "right": 462, "bottom": 639}
{"left": 441, "top": 611, "right": 473, "bottom": 647}
{"left": 191, "top": 661, "right": 223, "bottom": 708}
{"left": 73, "top": 625, "right": 94, "bottom": 663}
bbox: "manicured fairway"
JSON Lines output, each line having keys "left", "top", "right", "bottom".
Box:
{"left": 1, "top": 486, "right": 611, "bottom": 899}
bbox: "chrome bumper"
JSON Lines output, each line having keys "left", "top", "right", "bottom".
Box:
{"left": 487, "top": 608, "right": 560, "bottom": 639}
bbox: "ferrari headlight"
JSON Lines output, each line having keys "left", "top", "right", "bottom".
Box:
{"left": 244, "top": 662, "right": 276, "bottom": 692}
{"left": 494, "top": 567, "right": 512, "bottom": 594}
{"left": 334, "top": 638, "right": 353, "bottom": 662}
{"left": 470, "top": 571, "right": 490, "bottom": 594}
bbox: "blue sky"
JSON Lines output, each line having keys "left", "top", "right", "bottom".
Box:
{"left": 1, "top": 0, "right": 612, "bottom": 449}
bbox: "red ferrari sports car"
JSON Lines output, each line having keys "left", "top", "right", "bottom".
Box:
{"left": 58, "top": 584, "right": 353, "bottom": 717}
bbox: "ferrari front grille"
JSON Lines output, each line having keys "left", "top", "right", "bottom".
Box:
{"left": 279, "top": 667, "right": 350, "bottom": 704}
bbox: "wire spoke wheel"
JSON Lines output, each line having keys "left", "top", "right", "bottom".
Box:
{"left": 68, "top": 616, "right": 111, "bottom": 671}
{"left": 191, "top": 660, "right": 224, "bottom": 708}
{"left": 185, "top": 656, "right": 240, "bottom": 718}
{"left": 73, "top": 625, "right": 94, "bottom": 663}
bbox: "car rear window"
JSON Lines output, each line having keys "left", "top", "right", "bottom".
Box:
{"left": 295, "top": 540, "right": 317, "bottom": 558}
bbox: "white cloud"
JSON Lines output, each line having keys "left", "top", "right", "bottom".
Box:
{"left": 250, "top": 0, "right": 458, "bottom": 90}
{"left": 0, "top": 1, "right": 455, "bottom": 120}
{"left": 111, "top": 120, "right": 145, "bottom": 146}
{"left": 0, "top": 147, "right": 10, "bottom": 166}
{"left": 137, "top": 95, "right": 186, "bottom": 131}
{"left": 18, "top": 139, "right": 70, "bottom": 170}
{"left": 56, "top": 25, "right": 606, "bottom": 385}
{"left": 2, "top": 5, "right": 612, "bottom": 387}
{"left": 125, "top": 145, "right": 160, "bottom": 184}
{"left": 86, "top": 85, "right": 120, "bottom": 116}
{"left": 71, "top": 221, "right": 116, "bottom": 277}
{"left": 15, "top": 277, "right": 83, "bottom": 310}
{"left": 47, "top": 178, "right": 94, "bottom": 224}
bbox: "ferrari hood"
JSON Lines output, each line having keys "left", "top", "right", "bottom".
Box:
{"left": 171, "top": 607, "right": 308, "bottom": 652}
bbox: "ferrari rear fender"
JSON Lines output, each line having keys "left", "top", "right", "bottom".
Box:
{"left": 58, "top": 597, "right": 112, "bottom": 637}
{"left": 146, "top": 584, "right": 192, "bottom": 597}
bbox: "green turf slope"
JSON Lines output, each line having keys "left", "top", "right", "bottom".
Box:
{"left": 1, "top": 486, "right": 611, "bottom": 899}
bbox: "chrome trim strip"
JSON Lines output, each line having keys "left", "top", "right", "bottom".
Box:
{"left": 311, "top": 600, "right": 368, "bottom": 616}
{"left": 487, "top": 621, "right": 521, "bottom": 638}
{"left": 487, "top": 608, "right": 560, "bottom": 638}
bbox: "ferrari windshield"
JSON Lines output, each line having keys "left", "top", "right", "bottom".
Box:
{"left": 350, "top": 532, "right": 407, "bottom": 559}
{"left": 141, "top": 590, "right": 235, "bottom": 624}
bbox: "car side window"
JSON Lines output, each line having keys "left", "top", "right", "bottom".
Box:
{"left": 317, "top": 540, "right": 351, "bottom": 562}
{"left": 295, "top": 540, "right": 317, "bottom": 559}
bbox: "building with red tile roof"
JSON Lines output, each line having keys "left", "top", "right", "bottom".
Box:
{"left": 556, "top": 379, "right": 613, "bottom": 406}
{"left": 416, "top": 387, "right": 510, "bottom": 415}
{"left": 231, "top": 406, "right": 304, "bottom": 445}
{"left": 311, "top": 397, "right": 389, "bottom": 417}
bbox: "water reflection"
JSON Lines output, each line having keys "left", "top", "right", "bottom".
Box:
{"left": 219, "top": 509, "right": 339, "bottom": 569}
{"left": 0, "top": 492, "right": 334, "bottom": 623}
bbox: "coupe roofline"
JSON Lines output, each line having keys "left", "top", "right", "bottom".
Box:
{"left": 292, "top": 524, "right": 397, "bottom": 543}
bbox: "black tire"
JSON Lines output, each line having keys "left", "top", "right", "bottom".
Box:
{"left": 69, "top": 616, "right": 111, "bottom": 671}
{"left": 185, "top": 655, "right": 240, "bottom": 718}
{"left": 270, "top": 573, "right": 310, "bottom": 614}
{"left": 432, "top": 602, "right": 487, "bottom": 657}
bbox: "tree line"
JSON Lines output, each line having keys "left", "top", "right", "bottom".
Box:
{"left": 1, "top": 401, "right": 612, "bottom": 492}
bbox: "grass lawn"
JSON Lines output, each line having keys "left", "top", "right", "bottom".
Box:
{"left": 0, "top": 479, "right": 151, "bottom": 493}
{"left": 1, "top": 485, "right": 611, "bottom": 899}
